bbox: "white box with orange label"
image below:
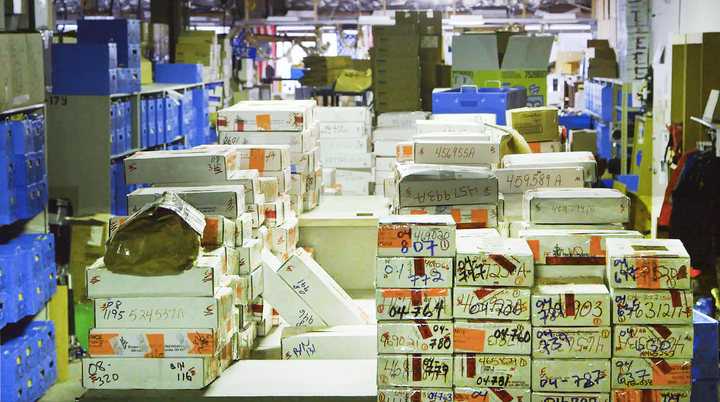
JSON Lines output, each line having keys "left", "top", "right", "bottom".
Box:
{"left": 606, "top": 238, "right": 692, "bottom": 290}
{"left": 270, "top": 217, "right": 298, "bottom": 254}
{"left": 377, "top": 388, "right": 454, "bottom": 402}
{"left": 455, "top": 388, "right": 531, "bottom": 402}
{"left": 453, "top": 320, "right": 532, "bottom": 355}
{"left": 611, "top": 289, "right": 693, "bottom": 325}
{"left": 377, "top": 321, "right": 453, "bottom": 354}
{"left": 375, "top": 257, "right": 453, "bottom": 289}
{"left": 124, "top": 149, "right": 238, "bottom": 185}
{"left": 397, "top": 204, "right": 499, "bottom": 229}
{"left": 82, "top": 356, "right": 219, "bottom": 389}
{"left": 494, "top": 167, "right": 585, "bottom": 194}
{"left": 453, "top": 354, "right": 532, "bottom": 388}
{"left": 520, "top": 230, "right": 643, "bottom": 266}
{"left": 613, "top": 324, "right": 693, "bottom": 358}
{"left": 127, "top": 186, "right": 245, "bottom": 218}
{"left": 377, "top": 354, "right": 453, "bottom": 388}
{"left": 413, "top": 139, "right": 501, "bottom": 165}
{"left": 377, "top": 215, "right": 456, "bottom": 258}
{"left": 455, "top": 238, "right": 534, "bottom": 287}
{"left": 611, "top": 357, "right": 692, "bottom": 389}
{"left": 453, "top": 287, "right": 531, "bottom": 320}
{"left": 532, "top": 326, "right": 612, "bottom": 359}
{"left": 375, "top": 288, "right": 452, "bottom": 321}
{"left": 88, "top": 327, "right": 231, "bottom": 358}
{"left": 531, "top": 283, "right": 611, "bottom": 327}
{"left": 532, "top": 359, "right": 611, "bottom": 393}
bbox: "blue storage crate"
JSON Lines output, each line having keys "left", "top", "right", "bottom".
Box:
{"left": 9, "top": 121, "right": 32, "bottom": 157}
{"left": 128, "top": 68, "right": 141, "bottom": 93}
{"left": 155, "top": 98, "right": 165, "bottom": 145}
{"left": 1, "top": 245, "right": 29, "bottom": 285}
{"left": 77, "top": 19, "right": 141, "bottom": 68}
{"left": 693, "top": 310, "right": 719, "bottom": 380}
{"left": 0, "top": 122, "right": 14, "bottom": 158}
{"left": 155, "top": 63, "right": 203, "bottom": 84}
{"left": 52, "top": 44, "right": 119, "bottom": 95}
{"left": 3, "top": 289, "right": 27, "bottom": 325}
{"left": 43, "top": 354, "right": 58, "bottom": 390}
{"left": 432, "top": 86, "right": 527, "bottom": 125}
{"left": 124, "top": 101, "right": 133, "bottom": 151}
{"left": 140, "top": 99, "right": 149, "bottom": 148}
{"left": 1, "top": 338, "right": 26, "bottom": 387}
{"left": 148, "top": 98, "right": 157, "bottom": 146}
{"left": 593, "top": 120, "right": 612, "bottom": 159}
{"left": 692, "top": 379, "right": 719, "bottom": 402}
{"left": 558, "top": 114, "right": 592, "bottom": 130}
{"left": 45, "top": 266, "right": 57, "bottom": 300}
{"left": 0, "top": 291, "right": 7, "bottom": 328}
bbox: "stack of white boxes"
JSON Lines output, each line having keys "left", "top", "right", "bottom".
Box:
{"left": 606, "top": 238, "right": 693, "bottom": 401}
{"left": 83, "top": 197, "right": 239, "bottom": 390}
{"left": 216, "top": 100, "right": 322, "bottom": 214}
{"left": 453, "top": 235, "right": 535, "bottom": 401}
{"left": 373, "top": 111, "right": 429, "bottom": 196}
{"left": 376, "top": 215, "right": 456, "bottom": 399}
{"left": 315, "top": 106, "right": 373, "bottom": 196}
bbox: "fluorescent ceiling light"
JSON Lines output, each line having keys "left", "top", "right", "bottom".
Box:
{"left": 358, "top": 15, "right": 395, "bottom": 25}
{"left": 276, "top": 25, "right": 315, "bottom": 31}
{"left": 525, "top": 24, "right": 543, "bottom": 31}
{"left": 550, "top": 24, "right": 592, "bottom": 30}
{"left": 541, "top": 12, "right": 577, "bottom": 20}
{"left": 267, "top": 16, "right": 301, "bottom": 22}
{"left": 445, "top": 15, "right": 485, "bottom": 27}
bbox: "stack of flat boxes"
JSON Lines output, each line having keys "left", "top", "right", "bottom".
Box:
{"left": 216, "top": 100, "right": 321, "bottom": 214}
{"left": 316, "top": 106, "right": 373, "bottom": 196}
{"left": 607, "top": 238, "right": 694, "bottom": 401}
{"left": 1, "top": 321, "right": 58, "bottom": 402}
{"left": 506, "top": 107, "right": 563, "bottom": 153}
{"left": 139, "top": 91, "right": 188, "bottom": 149}
{"left": 175, "top": 31, "right": 221, "bottom": 82}
{"left": 190, "top": 88, "right": 211, "bottom": 147}
{"left": 372, "top": 25, "right": 421, "bottom": 114}
{"left": 78, "top": 19, "right": 141, "bottom": 94}
{"left": 376, "top": 216, "right": 456, "bottom": 399}
{"left": 373, "top": 112, "right": 429, "bottom": 196}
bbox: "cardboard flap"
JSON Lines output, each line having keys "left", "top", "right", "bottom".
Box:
{"left": 453, "top": 34, "right": 500, "bottom": 71}
{"left": 502, "top": 35, "right": 554, "bottom": 70}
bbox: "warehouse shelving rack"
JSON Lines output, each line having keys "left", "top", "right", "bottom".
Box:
{"left": 46, "top": 79, "right": 227, "bottom": 216}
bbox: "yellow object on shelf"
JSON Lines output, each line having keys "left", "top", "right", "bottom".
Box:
{"left": 141, "top": 58, "right": 153, "bottom": 84}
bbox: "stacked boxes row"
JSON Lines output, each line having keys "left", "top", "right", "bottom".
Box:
{"left": 175, "top": 31, "right": 222, "bottom": 83}
{"left": 1, "top": 321, "right": 58, "bottom": 402}
{"left": 217, "top": 100, "right": 322, "bottom": 214}
{"left": 0, "top": 116, "right": 48, "bottom": 224}
{"left": 137, "top": 89, "right": 210, "bottom": 149}
{"left": 0, "top": 33, "right": 46, "bottom": 112}
{"left": 315, "top": 106, "right": 373, "bottom": 196}
{"left": 111, "top": 100, "right": 134, "bottom": 156}
{"left": 0, "top": 234, "right": 57, "bottom": 328}
{"left": 52, "top": 19, "right": 141, "bottom": 95}
{"left": 371, "top": 25, "right": 421, "bottom": 113}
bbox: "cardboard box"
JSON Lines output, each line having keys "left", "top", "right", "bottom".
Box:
{"left": 319, "top": 138, "right": 371, "bottom": 153}
{"left": 373, "top": 127, "right": 416, "bottom": 141}
{"left": 277, "top": 249, "right": 368, "bottom": 325}
{"left": 531, "top": 283, "right": 611, "bottom": 327}
{"left": 335, "top": 168, "right": 375, "bottom": 184}
{"left": 219, "top": 130, "right": 312, "bottom": 153}
{"left": 613, "top": 325, "right": 693, "bottom": 359}
{"left": 431, "top": 113, "right": 497, "bottom": 125}
{"left": 321, "top": 152, "right": 373, "bottom": 169}
{"left": 217, "top": 101, "right": 314, "bottom": 132}
{"left": 533, "top": 359, "right": 611, "bottom": 393}
{"left": 532, "top": 326, "right": 612, "bottom": 359}
{"left": 397, "top": 204, "right": 499, "bottom": 229}
{"left": 377, "top": 354, "right": 453, "bottom": 387}
{"left": 290, "top": 173, "right": 308, "bottom": 195}
{"left": 245, "top": 196, "right": 266, "bottom": 228}
{"left": 259, "top": 177, "right": 279, "bottom": 202}
{"left": 611, "top": 289, "right": 693, "bottom": 325}
{"left": 261, "top": 249, "right": 327, "bottom": 327}
{"left": 127, "top": 186, "right": 245, "bottom": 218}
{"left": 605, "top": 239, "right": 691, "bottom": 290}
{"left": 317, "top": 122, "right": 365, "bottom": 139}
{"left": 413, "top": 139, "right": 501, "bottom": 165}
{"left": 88, "top": 328, "right": 229, "bottom": 357}
{"left": 264, "top": 194, "right": 290, "bottom": 228}
{"left": 378, "top": 388, "right": 454, "bottom": 402}
{"left": 124, "top": 149, "right": 237, "bottom": 185}
{"left": 375, "top": 257, "right": 453, "bottom": 288}
{"left": 252, "top": 226, "right": 269, "bottom": 249}
{"left": 315, "top": 106, "right": 369, "bottom": 123}
{"left": 86, "top": 256, "right": 223, "bottom": 298}
{"left": 376, "top": 157, "right": 398, "bottom": 173}
{"left": 290, "top": 151, "right": 313, "bottom": 174}
{"left": 454, "top": 238, "right": 534, "bottom": 287}
{"left": 502, "top": 151, "right": 597, "bottom": 183}
{"left": 270, "top": 217, "right": 298, "bottom": 254}
{"left": 226, "top": 145, "right": 291, "bottom": 172}
{"left": 70, "top": 215, "right": 112, "bottom": 302}
{"left": 159, "top": 169, "right": 261, "bottom": 206}
{"left": 456, "top": 229, "right": 502, "bottom": 239}
{"left": 202, "top": 216, "right": 235, "bottom": 247}
{"left": 203, "top": 246, "right": 240, "bottom": 276}
{"left": 377, "top": 111, "right": 429, "bottom": 128}
{"left": 94, "top": 288, "right": 233, "bottom": 329}
{"left": 375, "top": 288, "right": 452, "bottom": 321}
{"left": 82, "top": 357, "right": 219, "bottom": 389}
{"left": 494, "top": 167, "right": 585, "bottom": 194}
{"left": 520, "top": 230, "right": 643, "bottom": 266}
{"left": 260, "top": 168, "right": 291, "bottom": 193}
{"left": 397, "top": 142, "right": 414, "bottom": 162}
{"left": 454, "top": 320, "right": 532, "bottom": 355}
{"left": 534, "top": 393, "right": 610, "bottom": 402}
{"left": 518, "top": 222, "right": 626, "bottom": 232}
{"left": 377, "top": 215, "right": 456, "bottom": 258}
{"left": 506, "top": 107, "right": 559, "bottom": 142}
{"left": 280, "top": 325, "right": 375, "bottom": 359}
{"left": 611, "top": 389, "right": 690, "bottom": 402}
{"left": 453, "top": 354, "right": 532, "bottom": 388}
{"left": 569, "top": 129, "right": 598, "bottom": 154}
{"left": 455, "top": 388, "right": 531, "bottom": 402}
{"left": 528, "top": 140, "right": 563, "bottom": 153}
{"left": 522, "top": 188, "right": 630, "bottom": 224}
{"left": 415, "top": 120, "right": 490, "bottom": 135}
{"left": 239, "top": 267, "right": 263, "bottom": 302}
{"left": 377, "top": 321, "right": 453, "bottom": 354}
{"left": 611, "top": 357, "right": 691, "bottom": 389}
{"left": 375, "top": 140, "right": 402, "bottom": 157}
{"left": 395, "top": 164, "right": 498, "bottom": 208}
{"left": 238, "top": 239, "right": 261, "bottom": 275}
{"left": 453, "top": 287, "right": 531, "bottom": 320}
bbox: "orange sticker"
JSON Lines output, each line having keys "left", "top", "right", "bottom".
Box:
{"left": 470, "top": 209, "right": 489, "bottom": 225}
{"left": 453, "top": 327, "right": 486, "bottom": 352}
{"left": 256, "top": 114, "right": 271, "bottom": 131}
{"left": 636, "top": 257, "right": 661, "bottom": 289}
{"left": 249, "top": 149, "right": 265, "bottom": 171}
{"left": 527, "top": 240, "right": 540, "bottom": 261}
{"left": 202, "top": 218, "right": 220, "bottom": 246}
{"left": 589, "top": 236, "right": 604, "bottom": 256}
{"left": 377, "top": 225, "right": 411, "bottom": 248}
{"left": 450, "top": 209, "right": 462, "bottom": 224}
{"left": 88, "top": 333, "right": 119, "bottom": 355}
{"left": 397, "top": 145, "right": 413, "bottom": 159}
{"left": 381, "top": 289, "right": 448, "bottom": 298}
{"left": 409, "top": 210, "right": 428, "bottom": 215}
{"left": 454, "top": 391, "right": 489, "bottom": 401}
{"left": 651, "top": 361, "right": 691, "bottom": 386}
{"left": 143, "top": 334, "right": 166, "bottom": 358}
{"left": 188, "top": 332, "right": 216, "bottom": 355}
{"left": 528, "top": 142, "right": 542, "bottom": 153}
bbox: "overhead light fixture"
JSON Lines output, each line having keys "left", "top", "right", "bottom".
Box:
{"left": 276, "top": 25, "right": 315, "bottom": 31}
{"left": 267, "top": 16, "right": 301, "bottom": 22}
{"left": 357, "top": 15, "right": 395, "bottom": 26}
{"left": 550, "top": 24, "right": 592, "bottom": 30}
{"left": 443, "top": 15, "right": 485, "bottom": 27}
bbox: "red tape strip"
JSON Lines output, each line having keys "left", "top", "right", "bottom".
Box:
{"left": 678, "top": 265, "right": 688, "bottom": 279}
{"left": 410, "top": 389, "right": 422, "bottom": 402}
{"left": 416, "top": 320, "right": 433, "bottom": 340}
{"left": 650, "top": 357, "right": 673, "bottom": 375}
{"left": 412, "top": 355, "right": 423, "bottom": 382}
{"left": 564, "top": 294, "right": 576, "bottom": 317}
{"left": 669, "top": 290, "right": 683, "bottom": 308}
{"left": 410, "top": 290, "right": 424, "bottom": 307}
{"left": 546, "top": 256, "right": 606, "bottom": 265}
{"left": 474, "top": 288, "right": 495, "bottom": 301}
{"left": 489, "top": 254, "right": 517, "bottom": 274}
{"left": 489, "top": 388, "right": 514, "bottom": 402}
{"left": 466, "top": 355, "right": 476, "bottom": 378}
{"left": 457, "top": 222, "right": 488, "bottom": 229}
{"left": 650, "top": 325, "right": 673, "bottom": 339}
{"left": 414, "top": 258, "right": 426, "bottom": 277}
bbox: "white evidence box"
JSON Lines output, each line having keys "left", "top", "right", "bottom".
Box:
{"left": 413, "top": 139, "right": 501, "bottom": 165}
{"left": 416, "top": 120, "right": 489, "bottom": 135}
{"left": 291, "top": 151, "right": 313, "bottom": 174}
{"left": 610, "top": 289, "right": 693, "bottom": 325}
{"left": 245, "top": 195, "right": 266, "bottom": 228}
{"left": 610, "top": 389, "right": 690, "bottom": 402}
{"left": 317, "top": 122, "right": 365, "bottom": 139}
{"left": 613, "top": 324, "right": 693, "bottom": 359}
{"left": 453, "top": 354, "right": 532, "bottom": 388}
{"left": 377, "top": 111, "right": 429, "bottom": 128}
{"left": 375, "top": 140, "right": 402, "bottom": 157}
{"left": 605, "top": 238, "right": 692, "bottom": 290}
{"left": 494, "top": 167, "right": 585, "bottom": 194}
{"left": 217, "top": 144, "right": 291, "bottom": 172}
{"left": 453, "top": 320, "right": 532, "bottom": 355}
{"left": 531, "top": 283, "right": 611, "bottom": 327}
{"left": 88, "top": 328, "right": 230, "bottom": 358}
{"left": 127, "top": 186, "right": 245, "bottom": 218}
{"left": 611, "top": 357, "right": 691, "bottom": 389}
{"left": 453, "top": 287, "right": 531, "bottom": 320}
{"left": 162, "top": 169, "right": 261, "bottom": 205}
{"left": 203, "top": 245, "right": 240, "bottom": 276}
{"left": 217, "top": 101, "right": 314, "bottom": 132}
{"left": 315, "top": 106, "right": 369, "bottom": 123}
{"left": 219, "top": 130, "right": 312, "bottom": 153}
{"left": 321, "top": 152, "right": 373, "bottom": 169}
{"left": 377, "top": 215, "right": 457, "bottom": 258}
{"left": 431, "top": 113, "right": 497, "bottom": 125}
{"left": 260, "top": 168, "right": 291, "bottom": 193}
{"left": 532, "top": 393, "right": 610, "bottom": 402}
{"left": 455, "top": 237, "right": 534, "bottom": 287}
{"left": 238, "top": 238, "right": 261, "bottom": 274}
{"left": 270, "top": 217, "right": 299, "bottom": 254}
{"left": 528, "top": 140, "right": 563, "bottom": 153}
{"left": 280, "top": 325, "right": 376, "bottom": 360}
{"left": 263, "top": 194, "right": 290, "bottom": 227}
{"left": 456, "top": 229, "right": 502, "bottom": 239}
{"left": 377, "top": 354, "right": 453, "bottom": 388}
{"left": 501, "top": 151, "right": 598, "bottom": 183}
{"left": 519, "top": 230, "right": 643, "bottom": 266}
{"left": 455, "top": 388, "right": 531, "bottom": 402}
{"left": 395, "top": 164, "right": 498, "bottom": 208}
{"left": 398, "top": 204, "right": 500, "bottom": 229}
{"left": 320, "top": 138, "right": 371, "bottom": 153}
{"left": 82, "top": 357, "right": 219, "bottom": 389}
{"left": 124, "top": 149, "right": 237, "bottom": 185}
{"left": 375, "top": 288, "right": 452, "bottom": 321}
{"left": 377, "top": 321, "right": 453, "bottom": 354}
{"left": 532, "top": 359, "right": 611, "bottom": 393}
{"left": 532, "top": 326, "right": 612, "bottom": 359}
{"left": 522, "top": 188, "right": 630, "bottom": 224}
{"left": 375, "top": 257, "right": 454, "bottom": 289}
{"left": 377, "top": 388, "right": 454, "bottom": 402}
{"left": 202, "top": 216, "right": 236, "bottom": 248}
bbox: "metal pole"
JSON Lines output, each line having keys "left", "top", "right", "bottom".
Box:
{"left": 621, "top": 81, "right": 630, "bottom": 175}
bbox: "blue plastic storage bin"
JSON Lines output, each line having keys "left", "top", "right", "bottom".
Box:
{"left": 432, "top": 85, "right": 527, "bottom": 125}
{"left": 155, "top": 64, "right": 203, "bottom": 84}
{"left": 693, "top": 310, "right": 719, "bottom": 381}
{"left": 558, "top": 114, "right": 592, "bottom": 130}
{"left": 52, "top": 44, "right": 119, "bottom": 95}
{"left": 77, "top": 19, "right": 141, "bottom": 68}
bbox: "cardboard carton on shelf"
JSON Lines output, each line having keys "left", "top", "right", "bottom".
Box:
{"left": 533, "top": 359, "right": 611, "bottom": 393}
{"left": 217, "top": 100, "right": 315, "bottom": 132}
{"left": 280, "top": 325, "right": 375, "bottom": 360}
{"left": 377, "top": 321, "right": 453, "bottom": 354}
{"left": 454, "top": 237, "right": 534, "bottom": 287}
{"left": 377, "top": 354, "right": 453, "bottom": 388}
{"left": 605, "top": 238, "right": 692, "bottom": 290}
{"left": 611, "top": 357, "right": 691, "bottom": 389}
{"left": 522, "top": 188, "right": 630, "bottom": 224}
{"left": 519, "top": 230, "right": 643, "bottom": 266}
{"left": 375, "top": 288, "right": 452, "bottom": 321}
{"left": 613, "top": 325, "right": 693, "bottom": 359}
{"left": 532, "top": 326, "right": 612, "bottom": 359}
{"left": 453, "top": 287, "right": 531, "bottom": 320}
{"left": 376, "top": 215, "right": 457, "bottom": 258}
{"left": 611, "top": 288, "right": 693, "bottom": 325}
{"left": 82, "top": 357, "right": 220, "bottom": 389}
{"left": 531, "top": 282, "right": 611, "bottom": 327}
{"left": 375, "top": 256, "right": 454, "bottom": 289}
{"left": 453, "top": 354, "right": 531, "bottom": 388}
{"left": 453, "top": 320, "right": 532, "bottom": 355}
